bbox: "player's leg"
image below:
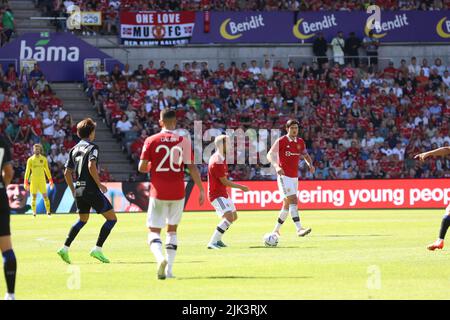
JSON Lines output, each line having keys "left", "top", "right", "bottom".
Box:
{"left": 42, "top": 190, "right": 51, "bottom": 216}
{"left": 287, "top": 194, "right": 312, "bottom": 236}
{"left": 0, "top": 193, "right": 16, "bottom": 300}
{"left": 165, "top": 224, "right": 177, "bottom": 278}
{"left": 30, "top": 181, "right": 37, "bottom": 217}
{"left": 91, "top": 193, "right": 117, "bottom": 263}
{"left": 147, "top": 198, "right": 168, "bottom": 280}
{"left": 57, "top": 198, "right": 90, "bottom": 264}
{"left": 428, "top": 204, "right": 450, "bottom": 250}
{"left": 31, "top": 193, "right": 37, "bottom": 217}
{"left": 273, "top": 198, "right": 289, "bottom": 235}
{"left": 274, "top": 175, "right": 291, "bottom": 235}
{"left": 208, "top": 198, "right": 237, "bottom": 249}
{"left": 283, "top": 176, "right": 311, "bottom": 236}
{"left": 0, "top": 236, "right": 16, "bottom": 300}
{"left": 164, "top": 199, "right": 184, "bottom": 278}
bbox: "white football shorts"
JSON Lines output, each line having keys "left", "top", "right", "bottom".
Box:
{"left": 211, "top": 197, "right": 236, "bottom": 216}
{"left": 277, "top": 175, "right": 298, "bottom": 198}
{"left": 147, "top": 197, "right": 185, "bottom": 228}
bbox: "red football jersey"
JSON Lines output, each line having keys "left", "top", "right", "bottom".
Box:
{"left": 208, "top": 152, "right": 229, "bottom": 202}
{"left": 275, "top": 135, "right": 306, "bottom": 178}
{"left": 140, "top": 130, "right": 192, "bottom": 200}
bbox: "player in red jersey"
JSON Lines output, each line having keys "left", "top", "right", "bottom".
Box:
{"left": 267, "top": 119, "right": 315, "bottom": 237}
{"left": 415, "top": 146, "right": 450, "bottom": 251}
{"left": 207, "top": 135, "right": 249, "bottom": 250}
{"left": 138, "top": 109, "right": 205, "bottom": 280}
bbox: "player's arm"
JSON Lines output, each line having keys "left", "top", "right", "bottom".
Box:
{"left": 2, "top": 144, "right": 14, "bottom": 186}
{"left": 302, "top": 151, "right": 315, "bottom": 174}
{"left": 415, "top": 146, "right": 450, "bottom": 162}
{"left": 138, "top": 138, "right": 151, "bottom": 173}
{"left": 86, "top": 146, "right": 107, "bottom": 193}
{"left": 187, "top": 163, "right": 205, "bottom": 206}
{"left": 24, "top": 157, "right": 31, "bottom": 190}
{"left": 64, "top": 167, "right": 75, "bottom": 196}
{"left": 219, "top": 176, "right": 249, "bottom": 191}
{"left": 138, "top": 159, "right": 149, "bottom": 173}
{"left": 88, "top": 160, "right": 107, "bottom": 193}
{"left": 43, "top": 158, "right": 54, "bottom": 187}
{"left": 267, "top": 138, "right": 284, "bottom": 175}
{"left": 64, "top": 150, "right": 75, "bottom": 196}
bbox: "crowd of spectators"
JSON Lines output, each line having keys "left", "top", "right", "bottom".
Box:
{"left": 35, "top": 0, "right": 450, "bottom": 36}
{"left": 0, "top": 4, "right": 16, "bottom": 47}
{"left": 0, "top": 62, "right": 113, "bottom": 184}
{"left": 84, "top": 54, "right": 450, "bottom": 182}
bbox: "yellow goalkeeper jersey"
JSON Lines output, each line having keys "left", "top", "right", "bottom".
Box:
{"left": 24, "top": 155, "right": 52, "bottom": 183}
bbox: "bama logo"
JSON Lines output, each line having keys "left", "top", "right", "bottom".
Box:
{"left": 364, "top": 14, "right": 409, "bottom": 39}
{"left": 19, "top": 40, "right": 80, "bottom": 62}
{"left": 436, "top": 17, "right": 450, "bottom": 38}
{"left": 219, "top": 15, "right": 265, "bottom": 40}
{"left": 293, "top": 14, "right": 337, "bottom": 40}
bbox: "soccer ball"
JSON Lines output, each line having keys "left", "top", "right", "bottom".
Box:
{"left": 263, "top": 233, "right": 279, "bottom": 247}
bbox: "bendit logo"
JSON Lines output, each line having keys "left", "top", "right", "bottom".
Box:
{"left": 220, "top": 15, "right": 265, "bottom": 40}
{"left": 293, "top": 14, "right": 338, "bottom": 40}
{"left": 19, "top": 38, "right": 80, "bottom": 62}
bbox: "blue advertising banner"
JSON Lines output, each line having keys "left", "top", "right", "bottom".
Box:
{"left": 0, "top": 32, "right": 122, "bottom": 81}
{"left": 190, "top": 11, "right": 450, "bottom": 43}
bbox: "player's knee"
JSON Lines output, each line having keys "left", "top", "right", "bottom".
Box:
{"left": 79, "top": 216, "right": 89, "bottom": 223}
{"left": 167, "top": 225, "right": 177, "bottom": 233}
{"left": 148, "top": 232, "right": 162, "bottom": 245}
{"left": 288, "top": 196, "right": 298, "bottom": 205}
{"left": 105, "top": 219, "right": 117, "bottom": 229}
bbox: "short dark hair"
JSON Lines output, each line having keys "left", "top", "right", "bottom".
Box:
{"left": 122, "top": 182, "right": 137, "bottom": 199}
{"left": 160, "top": 108, "right": 176, "bottom": 121}
{"left": 77, "top": 118, "right": 96, "bottom": 139}
{"left": 286, "top": 119, "right": 299, "bottom": 129}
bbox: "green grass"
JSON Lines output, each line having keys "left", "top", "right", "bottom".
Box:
{"left": 3, "top": 209, "right": 450, "bottom": 299}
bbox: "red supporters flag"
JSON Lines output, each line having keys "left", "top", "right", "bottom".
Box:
{"left": 120, "top": 11, "right": 196, "bottom": 46}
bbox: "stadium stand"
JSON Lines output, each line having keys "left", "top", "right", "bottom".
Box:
{"left": 37, "top": 0, "right": 450, "bottom": 36}
{"left": 83, "top": 56, "right": 450, "bottom": 181}
{"left": 0, "top": 62, "right": 115, "bottom": 183}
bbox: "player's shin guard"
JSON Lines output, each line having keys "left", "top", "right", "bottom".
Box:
{"left": 165, "top": 232, "right": 177, "bottom": 274}
{"left": 274, "top": 209, "right": 289, "bottom": 233}
{"left": 44, "top": 197, "right": 51, "bottom": 214}
{"left": 64, "top": 220, "right": 87, "bottom": 247}
{"left": 439, "top": 215, "right": 450, "bottom": 240}
{"left": 2, "top": 250, "right": 16, "bottom": 294}
{"left": 148, "top": 232, "right": 165, "bottom": 263}
{"left": 210, "top": 218, "right": 231, "bottom": 244}
{"left": 289, "top": 204, "right": 302, "bottom": 231}
{"left": 96, "top": 220, "right": 117, "bottom": 248}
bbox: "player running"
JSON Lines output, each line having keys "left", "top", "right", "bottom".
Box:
{"left": 139, "top": 108, "right": 205, "bottom": 280}
{"left": 24, "top": 144, "right": 53, "bottom": 217}
{"left": 415, "top": 146, "right": 450, "bottom": 251}
{"left": 267, "top": 119, "right": 314, "bottom": 237}
{"left": 0, "top": 136, "right": 17, "bottom": 300}
{"left": 57, "top": 118, "right": 118, "bottom": 264}
{"left": 207, "top": 135, "right": 248, "bottom": 249}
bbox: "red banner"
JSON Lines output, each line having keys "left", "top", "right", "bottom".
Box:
{"left": 185, "top": 179, "right": 450, "bottom": 211}
{"left": 120, "top": 11, "right": 196, "bottom": 46}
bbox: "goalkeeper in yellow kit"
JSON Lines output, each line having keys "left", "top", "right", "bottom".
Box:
{"left": 24, "top": 144, "right": 54, "bottom": 217}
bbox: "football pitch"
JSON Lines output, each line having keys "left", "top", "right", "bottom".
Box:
{"left": 3, "top": 209, "right": 450, "bottom": 300}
